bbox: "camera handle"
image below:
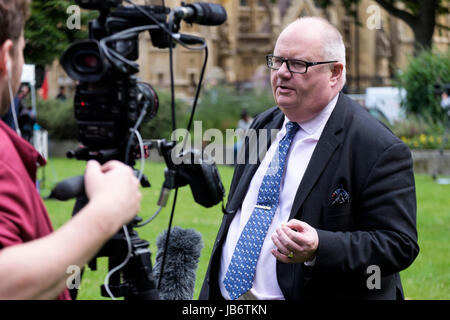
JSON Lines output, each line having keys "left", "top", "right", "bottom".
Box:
{"left": 50, "top": 165, "right": 159, "bottom": 300}
{"left": 92, "top": 216, "right": 160, "bottom": 300}
{"left": 68, "top": 194, "right": 159, "bottom": 300}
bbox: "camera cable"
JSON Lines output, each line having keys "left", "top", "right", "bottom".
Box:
{"left": 124, "top": 0, "right": 207, "bottom": 51}
{"left": 7, "top": 74, "right": 21, "bottom": 137}
{"left": 156, "top": 47, "right": 209, "bottom": 292}
{"left": 103, "top": 225, "right": 132, "bottom": 300}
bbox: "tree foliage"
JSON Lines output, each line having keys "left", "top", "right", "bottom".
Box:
{"left": 315, "top": 0, "right": 449, "bottom": 53}
{"left": 396, "top": 48, "right": 450, "bottom": 122}
{"left": 24, "top": 0, "right": 96, "bottom": 67}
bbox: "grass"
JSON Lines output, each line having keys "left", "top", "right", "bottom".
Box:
{"left": 400, "top": 174, "right": 450, "bottom": 299}
{"left": 41, "top": 158, "right": 234, "bottom": 300}
{"left": 40, "top": 158, "right": 449, "bottom": 300}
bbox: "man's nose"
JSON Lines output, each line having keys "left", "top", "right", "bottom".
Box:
{"left": 277, "top": 61, "right": 292, "bottom": 78}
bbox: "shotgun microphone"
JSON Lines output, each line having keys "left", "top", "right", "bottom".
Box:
{"left": 153, "top": 226, "right": 203, "bottom": 299}
{"left": 173, "top": 2, "right": 227, "bottom": 26}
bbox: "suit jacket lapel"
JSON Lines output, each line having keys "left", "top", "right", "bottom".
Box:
{"left": 289, "top": 93, "right": 348, "bottom": 220}
{"left": 225, "top": 93, "right": 349, "bottom": 221}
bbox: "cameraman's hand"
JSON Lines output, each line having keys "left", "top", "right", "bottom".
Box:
{"left": 84, "top": 160, "right": 141, "bottom": 232}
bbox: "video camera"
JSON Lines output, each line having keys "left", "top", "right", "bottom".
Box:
{"left": 53, "top": 0, "right": 227, "bottom": 300}
{"left": 61, "top": 0, "right": 226, "bottom": 164}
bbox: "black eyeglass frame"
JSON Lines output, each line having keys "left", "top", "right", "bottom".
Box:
{"left": 266, "top": 54, "right": 338, "bottom": 74}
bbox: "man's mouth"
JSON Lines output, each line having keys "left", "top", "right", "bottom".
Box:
{"left": 277, "top": 85, "right": 294, "bottom": 93}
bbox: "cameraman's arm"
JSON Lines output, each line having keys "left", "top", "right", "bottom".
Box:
{"left": 0, "top": 160, "right": 141, "bottom": 299}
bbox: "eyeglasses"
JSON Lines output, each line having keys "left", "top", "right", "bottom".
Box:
{"left": 266, "top": 54, "right": 337, "bottom": 74}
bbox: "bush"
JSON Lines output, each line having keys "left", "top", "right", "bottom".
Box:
{"left": 391, "top": 114, "right": 443, "bottom": 137}
{"left": 35, "top": 90, "right": 189, "bottom": 141}
{"left": 390, "top": 114, "right": 450, "bottom": 149}
{"left": 34, "top": 86, "right": 276, "bottom": 142}
{"left": 140, "top": 89, "right": 189, "bottom": 140}
{"left": 36, "top": 98, "right": 77, "bottom": 140}
{"left": 395, "top": 48, "right": 450, "bottom": 122}
{"left": 400, "top": 133, "right": 450, "bottom": 150}
{"left": 193, "top": 85, "right": 275, "bottom": 132}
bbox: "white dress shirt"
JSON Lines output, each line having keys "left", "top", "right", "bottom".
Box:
{"left": 219, "top": 94, "right": 339, "bottom": 300}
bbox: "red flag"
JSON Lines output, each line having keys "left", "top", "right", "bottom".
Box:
{"left": 41, "top": 73, "right": 48, "bottom": 100}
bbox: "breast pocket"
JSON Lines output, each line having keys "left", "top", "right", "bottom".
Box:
{"left": 322, "top": 204, "right": 354, "bottom": 232}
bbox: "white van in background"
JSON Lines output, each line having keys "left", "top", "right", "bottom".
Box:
{"left": 364, "top": 87, "right": 406, "bottom": 125}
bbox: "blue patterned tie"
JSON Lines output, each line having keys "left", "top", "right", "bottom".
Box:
{"left": 223, "top": 121, "right": 300, "bottom": 300}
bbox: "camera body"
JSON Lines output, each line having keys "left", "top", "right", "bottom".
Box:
{"left": 61, "top": 1, "right": 170, "bottom": 163}
{"left": 60, "top": 0, "right": 227, "bottom": 204}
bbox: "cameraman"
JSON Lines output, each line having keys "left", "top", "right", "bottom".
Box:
{"left": 0, "top": 0, "right": 141, "bottom": 300}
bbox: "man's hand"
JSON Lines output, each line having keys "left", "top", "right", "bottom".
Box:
{"left": 271, "top": 219, "right": 319, "bottom": 264}
{"left": 84, "top": 160, "right": 141, "bottom": 229}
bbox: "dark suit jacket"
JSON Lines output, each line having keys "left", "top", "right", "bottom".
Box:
{"left": 199, "top": 93, "right": 419, "bottom": 300}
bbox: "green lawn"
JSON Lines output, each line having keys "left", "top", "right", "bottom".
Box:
{"left": 40, "top": 158, "right": 449, "bottom": 300}
{"left": 400, "top": 174, "right": 450, "bottom": 299}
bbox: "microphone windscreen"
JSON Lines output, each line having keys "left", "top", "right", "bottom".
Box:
{"left": 153, "top": 226, "right": 204, "bottom": 300}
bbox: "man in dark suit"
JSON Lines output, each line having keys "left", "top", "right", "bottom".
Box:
{"left": 200, "top": 17, "right": 419, "bottom": 300}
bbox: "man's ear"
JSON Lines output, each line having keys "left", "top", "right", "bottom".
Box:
{"left": 329, "top": 62, "right": 344, "bottom": 86}
{"left": 0, "top": 40, "right": 13, "bottom": 79}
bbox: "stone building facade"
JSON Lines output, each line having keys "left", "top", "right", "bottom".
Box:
{"left": 48, "top": 0, "right": 450, "bottom": 98}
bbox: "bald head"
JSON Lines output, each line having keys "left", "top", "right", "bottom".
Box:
{"left": 280, "top": 17, "right": 347, "bottom": 89}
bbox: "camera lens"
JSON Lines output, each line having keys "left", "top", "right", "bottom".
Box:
{"left": 61, "top": 40, "right": 108, "bottom": 82}
{"left": 83, "top": 55, "right": 99, "bottom": 68}
{"left": 137, "top": 82, "right": 159, "bottom": 121}
{"left": 75, "top": 53, "right": 101, "bottom": 73}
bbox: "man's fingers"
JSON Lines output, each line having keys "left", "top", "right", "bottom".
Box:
{"left": 84, "top": 160, "right": 102, "bottom": 183}
{"left": 277, "top": 225, "right": 303, "bottom": 252}
{"left": 85, "top": 160, "right": 101, "bottom": 173}
{"left": 284, "top": 220, "right": 313, "bottom": 244}
{"left": 285, "top": 219, "right": 307, "bottom": 232}
{"left": 271, "top": 249, "right": 291, "bottom": 264}
{"left": 271, "top": 233, "right": 289, "bottom": 256}
{"left": 100, "top": 160, "right": 130, "bottom": 173}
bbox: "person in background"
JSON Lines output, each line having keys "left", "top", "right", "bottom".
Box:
{"left": 56, "top": 85, "right": 67, "bottom": 101}
{"left": 441, "top": 90, "right": 450, "bottom": 113}
{"left": 234, "top": 109, "right": 253, "bottom": 163}
{"left": 1, "top": 83, "right": 28, "bottom": 130}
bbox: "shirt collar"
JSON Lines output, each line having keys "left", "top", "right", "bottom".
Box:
{"left": 284, "top": 93, "right": 339, "bottom": 138}
{"left": 0, "top": 121, "right": 46, "bottom": 182}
